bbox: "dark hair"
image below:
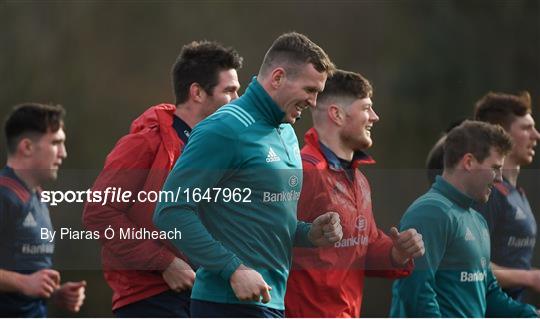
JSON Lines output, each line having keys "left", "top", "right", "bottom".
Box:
{"left": 425, "top": 118, "right": 466, "bottom": 184}
{"left": 171, "top": 41, "right": 243, "bottom": 105}
{"left": 259, "top": 32, "right": 335, "bottom": 77}
{"left": 4, "top": 103, "right": 65, "bottom": 154}
{"left": 443, "top": 120, "right": 512, "bottom": 170}
{"left": 474, "top": 91, "right": 532, "bottom": 130}
{"left": 318, "top": 69, "right": 372, "bottom": 105}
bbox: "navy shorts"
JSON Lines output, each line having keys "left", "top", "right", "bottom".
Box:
{"left": 114, "top": 289, "right": 191, "bottom": 318}
{"left": 0, "top": 294, "right": 46, "bottom": 318}
{"left": 190, "top": 299, "right": 284, "bottom": 318}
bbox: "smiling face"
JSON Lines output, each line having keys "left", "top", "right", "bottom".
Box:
{"left": 274, "top": 63, "right": 327, "bottom": 124}
{"left": 340, "top": 97, "right": 379, "bottom": 151}
{"left": 507, "top": 113, "right": 540, "bottom": 166}
{"left": 467, "top": 148, "right": 504, "bottom": 203}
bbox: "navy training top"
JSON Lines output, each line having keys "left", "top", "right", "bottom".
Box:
{"left": 0, "top": 166, "right": 54, "bottom": 317}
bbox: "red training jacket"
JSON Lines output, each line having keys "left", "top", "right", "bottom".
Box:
{"left": 82, "top": 104, "right": 188, "bottom": 310}
{"left": 285, "top": 128, "right": 413, "bottom": 318}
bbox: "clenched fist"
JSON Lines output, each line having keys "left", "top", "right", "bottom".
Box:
{"left": 389, "top": 227, "right": 425, "bottom": 265}
{"left": 162, "top": 257, "right": 196, "bottom": 292}
{"left": 308, "top": 212, "right": 343, "bottom": 247}
{"left": 230, "top": 264, "right": 272, "bottom": 303}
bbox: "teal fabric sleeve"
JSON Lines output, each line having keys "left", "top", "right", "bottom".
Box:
{"left": 485, "top": 268, "right": 538, "bottom": 317}
{"left": 294, "top": 220, "right": 313, "bottom": 247}
{"left": 153, "top": 124, "right": 243, "bottom": 282}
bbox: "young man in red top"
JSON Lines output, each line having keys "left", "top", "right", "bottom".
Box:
{"left": 82, "top": 41, "right": 242, "bottom": 317}
{"left": 285, "top": 70, "right": 424, "bottom": 317}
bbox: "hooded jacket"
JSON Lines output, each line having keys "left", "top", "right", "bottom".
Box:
{"left": 286, "top": 128, "right": 412, "bottom": 317}
{"left": 83, "top": 104, "right": 188, "bottom": 310}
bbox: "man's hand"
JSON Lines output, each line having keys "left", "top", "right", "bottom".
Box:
{"left": 162, "top": 257, "right": 196, "bottom": 292}
{"left": 230, "top": 264, "right": 272, "bottom": 303}
{"left": 19, "top": 269, "right": 60, "bottom": 298}
{"left": 308, "top": 212, "right": 343, "bottom": 247}
{"left": 390, "top": 227, "right": 425, "bottom": 265}
{"left": 52, "top": 281, "right": 86, "bottom": 312}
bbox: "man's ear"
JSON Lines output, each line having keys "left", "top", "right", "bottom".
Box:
{"left": 328, "top": 104, "right": 345, "bottom": 126}
{"left": 462, "top": 153, "right": 477, "bottom": 172}
{"left": 269, "top": 68, "right": 286, "bottom": 89}
{"left": 188, "top": 83, "right": 207, "bottom": 103}
{"left": 17, "top": 137, "right": 34, "bottom": 157}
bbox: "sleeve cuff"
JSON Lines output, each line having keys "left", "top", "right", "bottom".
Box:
{"left": 294, "top": 221, "right": 314, "bottom": 247}
{"left": 390, "top": 249, "right": 415, "bottom": 271}
{"left": 155, "top": 246, "right": 176, "bottom": 271}
{"left": 219, "top": 256, "right": 243, "bottom": 282}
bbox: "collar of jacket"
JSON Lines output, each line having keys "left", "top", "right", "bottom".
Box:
{"left": 243, "top": 76, "right": 285, "bottom": 127}
{"left": 433, "top": 175, "right": 476, "bottom": 209}
{"left": 304, "top": 127, "right": 375, "bottom": 170}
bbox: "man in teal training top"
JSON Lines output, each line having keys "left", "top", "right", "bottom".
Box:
{"left": 153, "top": 32, "right": 342, "bottom": 317}
{"left": 390, "top": 120, "right": 538, "bottom": 317}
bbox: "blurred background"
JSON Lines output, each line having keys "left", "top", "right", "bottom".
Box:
{"left": 1, "top": 0, "right": 539, "bottom": 316}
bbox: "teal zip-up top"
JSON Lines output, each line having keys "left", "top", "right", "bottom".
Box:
{"left": 153, "top": 77, "right": 312, "bottom": 310}
{"left": 390, "top": 176, "right": 537, "bottom": 317}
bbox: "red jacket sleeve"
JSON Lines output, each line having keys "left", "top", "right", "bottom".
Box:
{"left": 82, "top": 132, "right": 175, "bottom": 271}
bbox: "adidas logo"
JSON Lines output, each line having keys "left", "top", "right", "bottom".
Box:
{"left": 22, "top": 212, "right": 37, "bottom": 228}
{"left": 464, "top": 227, "right": 476, "bottom": 241}
{"left": 266, "top": 147, "right": 281, "bottom": 163}
{"left": 515, "top": 207, "right": 527, "bottom": 220}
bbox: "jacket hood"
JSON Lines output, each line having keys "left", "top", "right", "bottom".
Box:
{"left": 130, "top": 104, "right": 176, "bottom": 134}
